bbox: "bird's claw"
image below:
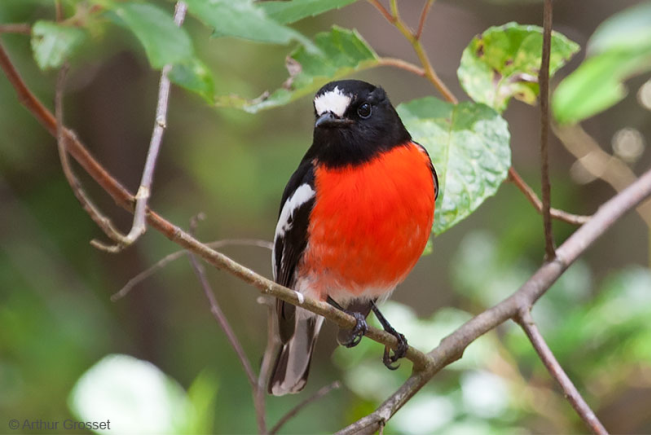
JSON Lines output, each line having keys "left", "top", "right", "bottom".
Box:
{"left": 342, "top": 312, "right": 368, "bottom": 348}
{"left": 382, "top": 332, "right": 408, "bottom": 370}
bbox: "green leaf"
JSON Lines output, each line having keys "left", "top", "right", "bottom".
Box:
{"left": 458, "top": 22, "right": 579, "bottom": 113}
{"left": 184, "top": 0, "right": 316, "bottom": 52}
{"left": 588, "top": 1, "right": 651, "bottom": 54}
{"left": 169, "top": 58, "right": 216, "bottom": 104}
{"left": 107, "top": 2, "right": 194, "bottom": 69}
{"left": 31, "top": 21, "right": 87, "bottom": 70}
{"left": 397, "top": 98, "right": 511, "bottom": 235}
{"left": 259, "top": 0, "right": 359, "bottom": 24}
{"left": 215, "top": 26, "right": 379, "bottom": 113}
{"left": 553, "top": 3, "right": 651, "bottom": 124}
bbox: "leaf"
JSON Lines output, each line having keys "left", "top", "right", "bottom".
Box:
{"left": 259, "top": 0, "right": 359, "bottom": 24}
{"left": 553, "top": 3, "right": 651, "bottom": 124}
{"left": 31, "top": 21, "right": 87, "bottom": 70}
{"left": 184, "top": 0, "right": 316, "bottom": 52}
{"left": 588, "top": 1, "right": 651, "bottom": 55}
{"left": 397, "top": 98, "right": 511, "bottom": 235}
{"left": 169, "top": 58, "right": 216, "bottom": 104}
{"left": 68, "top": 354, "right": 192, "bottom": 434}
{"left": 458, "top": 22, "right": 579, "bottom": 113}
{"left": 215, "top": 26, "right": 379, "bottom": 113}
{"left": 107, "top": 1, "right": 194, "bottom": 69}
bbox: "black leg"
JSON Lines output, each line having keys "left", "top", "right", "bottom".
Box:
{"left": 371, "top": 302, "right": 408, "bottom": 370}
{"left": 327, "top": 296, "right": 368, "bottom": 348}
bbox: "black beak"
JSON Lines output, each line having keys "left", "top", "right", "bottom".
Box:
{"left": 315, "top": 112, "right": 347, "bottom": 128}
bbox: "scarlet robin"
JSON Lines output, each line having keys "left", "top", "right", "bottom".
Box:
{"left": 268, "top": 80, "right": 438, "bottom": 396}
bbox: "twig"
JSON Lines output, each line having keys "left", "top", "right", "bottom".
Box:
{"left": 257, "top": 295, "right": 278, "bottom": 431}
{"left": 515, "top": 310, "right": 608, "bottom": 435}
{"left": 0, "top": 24, "right": 32, "bottom": 35}
{"left": 54, "top": 65, "right": 130, "bottom": 249}
{"left": 104, "top": 1, "right": 188, "bottom": 252}
{"left": 540, "top": 0, "right": 555, "bottom": 259}
{"left": 269, "top": 381, "right": 342, "bottom": 435}
{"left": 415, "top": 0, "right": 435, "bottom": 40}
{"left": 377, "top": 57, "right": 426, "bottom": 77}
{"left": 111, "top": 238, "right": 273, "bottom": 301}
{"left": 554, "top": 125, "right": 651, "bottom": 227}
{"left": 507, "top": 167, "right": 591, "bottom": 225}
{"left": 368, "top": 0, "right": 457, "bottom": 103}
{"left": 338, "top": 166, "right": 651, "bottom": 434}
{"left": 187, "top": 227, "right": 267, "bottom": 434}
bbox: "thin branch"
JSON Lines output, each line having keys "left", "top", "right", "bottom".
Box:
{"left": 187, "top": 237, "right": 267, "bottom": 434}
{"left": 368, "top": 0, "right": 457, "bottom": 103}
{"left": 338, "top": 166, "right": 651, "bottom": 434}
{"left": 515, "top": 310, "right": 608, "bottom": 435}
{"left": 54, "top": 66, "right": 130, "bottom": 249}
{"left": 367, "top": 0, "right": 395, "bottom": 23}
{"left": 377, "top": 57, "right": 426, "bottom": 77}
{"left": 0, "top": 24, "right": 32, "bottom": 35}
{"left": 270, "top": 381, "right": 342, "bottom": 435}
{"left": 554, "top": 124, "right": 651, "bottom": 227}
{"left": 507, "top": 167, "right": 591, "bottom": 225}
{"left": 104, "top": 1, "right": 188, "bottom": 252}
{"left": 257, "top": 295, "right": 278, "bottom": 431}
{"left": 539, "top": 0, "right": 555, "bottom": 259}
{"left": 111, "top": 238, "right": 273, "bottom": 301}
{"left": 415, "top": 0, "right": 435, "bottom": 40}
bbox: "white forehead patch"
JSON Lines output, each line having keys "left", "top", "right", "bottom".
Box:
{"left": 314, "top": 86, "right": 352, "bottom": 117}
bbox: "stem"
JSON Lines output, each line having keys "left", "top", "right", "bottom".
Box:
{"left": 508, "top": 167, "right": 590, "bottom": 225}
{"left": 540, "top": 0, "right": 555, "bottom": 259}
{"left": 516, "top": 310, "right": 608, "bottom": 435}
{"left": 104, "top": 1, "right": 188, "bottom": 252}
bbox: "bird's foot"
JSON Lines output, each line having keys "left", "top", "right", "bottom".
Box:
{"left": 341, "top": 311, "right": 368, "bottom": 348}
{"left": 382, "top": 331, "right": 408, "bottom": 370}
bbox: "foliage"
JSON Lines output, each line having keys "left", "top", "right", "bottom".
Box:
{"left": 553, "top": 1, "right": 651, "bottom": 124}
{"left": 397, "top": 99, "right": 511, "bottom": 234}
{"left": 458, "top": 23, "right": 579, "bottom": 113}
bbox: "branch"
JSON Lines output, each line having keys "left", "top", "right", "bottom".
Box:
{"left": 0, "top": 24, "right": 32, "bottom": 34}
{"left": 104, "top": 1, "right": 188, "bottom": 252}
{"left": 270, "top": 381, "right": 341, "bottom": 435}
{"left": 415, "top": 0, "right": 435, "bottom": 40}
{"left": 507, "top": 167, "right": 591, "bottom": 225}
{"left": 187, "top": 220, "right": 267, "bottom": 434}
{"left": 339, "top": 166, "right": 651, "bottom": 433}
{"left": 377, "top": 57, "right": 425, "bottom": 77}
{"left": 515, "top": 310, "right": 608, "bottom": 435}
{"left": 539, "top": 0, "right": 555, "bottom": 259}
{"left": 368, "top": 0, "right": 457, "bottom": 103}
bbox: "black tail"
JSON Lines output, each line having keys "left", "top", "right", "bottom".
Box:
{"left": 268, "top": 306, "right": 323, "bottom": 396}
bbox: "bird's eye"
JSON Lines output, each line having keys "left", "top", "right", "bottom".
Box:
{"left": 357, "top": 103, "right": 372, "bottom": 119}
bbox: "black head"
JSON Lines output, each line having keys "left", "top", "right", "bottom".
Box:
{"left": 306, "top": 80, "right": 411, "bottom": 168}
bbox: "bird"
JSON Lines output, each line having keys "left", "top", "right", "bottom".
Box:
{"left": 268, "top": 79, "right": 438, "bottom": 396}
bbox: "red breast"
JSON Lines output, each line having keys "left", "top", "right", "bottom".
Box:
{"left": 300, "top": 142, "right": 436, "bottom": 300}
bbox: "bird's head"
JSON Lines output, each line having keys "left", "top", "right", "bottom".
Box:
{"left": 310, "top": 80, "right": 411, "bottom": 167}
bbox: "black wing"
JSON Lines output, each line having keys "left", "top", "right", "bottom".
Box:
{"left": 273, "top": 160, "right": 316, "bottom": 343}
{"left": 413, "top": 141, "right": 439, "bottom": 200}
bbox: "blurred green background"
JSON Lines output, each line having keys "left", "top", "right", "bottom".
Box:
{"left": 1, "top": 0, "right": 650, "bottom": 433}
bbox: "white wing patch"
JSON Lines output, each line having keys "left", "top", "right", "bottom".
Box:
{"left": 314, "top": 86, "right": 352, "bottom": 118}
{"left": 272, "top": 183, "right": 315, "bottom": 279}
{"left": 275, "top": 184, "right": 315, "bottom": 239}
